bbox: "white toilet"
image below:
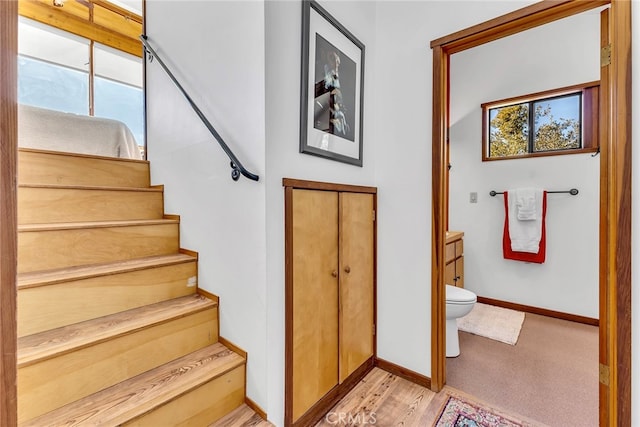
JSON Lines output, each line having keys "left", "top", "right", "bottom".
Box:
{"left": 445, "top": 284, "right": 477, "bottom": 357}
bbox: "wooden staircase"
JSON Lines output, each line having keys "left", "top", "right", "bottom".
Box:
{"left": 16, "top": 148, "right": 247, "bottom": 426}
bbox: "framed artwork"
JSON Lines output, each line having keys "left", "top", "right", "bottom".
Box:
{"left": 300, "top": 0, "right": 365, "bottom": 166}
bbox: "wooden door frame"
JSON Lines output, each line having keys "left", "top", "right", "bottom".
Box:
{"left": 430, "top": 1, "right": 631, "bottom": 425}
{"left": 0, "top": 1, "right": 18, "bottom": 425}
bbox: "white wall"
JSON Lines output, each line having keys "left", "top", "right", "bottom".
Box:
{"left": 266, "top": 3, "right": 534, "bottom": 424}
{"left": 144, "top": 0, "right": 638, "bottom": 424}
{"left": 449, "top": 12, "right": 600, "bottom": 318}
{"left": 373, "top": 0, "right": 537, "bottom": 377}
{"left": 264, "top": 2, "right": 377, "bottom": 424}
{"left": 145, "top": 0, "right": 268, "bottom": 410}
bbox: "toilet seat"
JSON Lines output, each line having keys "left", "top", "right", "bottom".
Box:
{"left": 445, "top": 284, "right": 477, "bottom": 304}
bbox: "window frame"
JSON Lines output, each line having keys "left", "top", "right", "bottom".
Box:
{"left": 18, "top": 6, "right": 145, "bottom": 155}
{"left": 481, "top": 81, "right": 600, "bottom": 161}
{"left": 18, "top": 0, "right": 142, "bottom": 58}
{"left": 18, "top": 0, "right": 142, "bottom": 116}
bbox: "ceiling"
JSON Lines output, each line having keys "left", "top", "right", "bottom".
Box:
{"left": 110, "top": 0, "right": 142, "bottom": 15}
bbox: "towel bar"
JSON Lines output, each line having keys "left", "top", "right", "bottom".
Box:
{"left": 489, "top": 188, "right": 578, "bottom": 196}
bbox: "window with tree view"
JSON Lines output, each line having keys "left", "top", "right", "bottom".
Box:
{"left": 482, "top": 82, "right": 599, "bottom": 161}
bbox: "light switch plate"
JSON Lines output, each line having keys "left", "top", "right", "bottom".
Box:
{"left": 470, "top": 192, "right": 478, "bottom": 203}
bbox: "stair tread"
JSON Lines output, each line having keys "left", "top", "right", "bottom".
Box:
{"left": 19, "top": 183, "right": 163, "bottom": 192}
{"left": 19, "top": 148, "right": 150, "bottom": 189}
{"left": 18, "top": 147, "right": 149, "bottom": 164}
{"left": 21, "top": 342, "right": 245, "bottom": 427}
{"left": 18, "top": 294, "right": 217, "bottom": 368}
{"left": 17, "top": 253, "right": 197, "bottom": 289}
{"left": 18, "top": 218, "right": 179, "bottom": 232}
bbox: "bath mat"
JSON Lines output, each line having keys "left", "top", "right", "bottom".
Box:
{"left": 433, "top": 387, "right": 545, "bottom": 427}
{"left": 456, "top": 303, "right": 525, "bottom": 345}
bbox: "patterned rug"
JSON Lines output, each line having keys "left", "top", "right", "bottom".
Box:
{"left": 434, "top": 390, "right": 543, "bottom": 427}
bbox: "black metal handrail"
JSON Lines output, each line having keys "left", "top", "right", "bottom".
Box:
{"left": 140, "top": 35, "right": 259, "bottom": 182}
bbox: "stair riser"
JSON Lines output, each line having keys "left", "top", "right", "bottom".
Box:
{"left": 124, "top": 366, "right": 245, "bottom": 427}
{"left": 18, "top": 223, "right": 179, "bottom": 273}
{"left": 18, "top": 261, "right": 198, "bottom": 337}
{"left": 19, "top": 150, "right": 150, "bottom": 188}
{"left": 18, "top": 187, "right": 164, "bottom": 224}
{"left": 18, "top": 307, "right": 218, "bottom": 423}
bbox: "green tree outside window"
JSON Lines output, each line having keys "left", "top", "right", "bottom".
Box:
{"left": 488, "top": 95, "right": 581, "bottom": 158}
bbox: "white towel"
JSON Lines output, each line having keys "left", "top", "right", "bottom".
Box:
{"left": 515, "top": 187, "right": 538, "bottom": 220}
{"left": 508, "top": 188, "right": 544, "bottom": 253}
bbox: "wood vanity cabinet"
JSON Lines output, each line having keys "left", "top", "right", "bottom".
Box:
{"left": 284, "top": 179, "right": 376, "bottom": 426}
{"left": 445, "top": 231, "right": 464, "bottom": 288}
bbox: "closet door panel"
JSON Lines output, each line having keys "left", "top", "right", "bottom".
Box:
{"left": 291, "top": 189, "right": 339, "bottom": 421}
{"left": 338, "top": 192, "right": 374, "bottom": 382}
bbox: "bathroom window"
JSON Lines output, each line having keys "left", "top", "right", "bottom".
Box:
{"left": 482, "top": 82, "right": 599, "bottom": 161}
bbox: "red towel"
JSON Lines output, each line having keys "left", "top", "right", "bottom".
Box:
{"left": 503, "top": 190, "right": 547, "bottom": 263}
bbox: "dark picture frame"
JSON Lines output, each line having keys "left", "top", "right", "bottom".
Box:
{"left": 300, "top": 0, "right": 365, "bottom": 166}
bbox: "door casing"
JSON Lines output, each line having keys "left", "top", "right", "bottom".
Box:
{"left": 0, "top": 1, "right": 631, "bottom": 425}
{"left": 0, "top": 1, "right": 18, "bottom": 426}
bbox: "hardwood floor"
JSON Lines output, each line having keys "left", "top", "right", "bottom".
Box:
{"left": 213, "top": 313, "right": 596, "bottom": 427}
{"left": 198, "top": 312, "right": 596, "bottom": 427}
{"left": 212, "top": 369, "right": 439, "bottom": 426}
{"left": 314, "top": 368, "right": 436, "bottom": 426}
{"left": 216, "top": 365, "right": 553, "bottom": 426}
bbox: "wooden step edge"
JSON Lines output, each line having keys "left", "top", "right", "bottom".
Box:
{"left": 245, "top": 397, "right": 270, "bottom": 424}
{"left": 17, "top": 294, "right": 217, "bottom": 368}
{"left": 218, "top": 336, "right": 248, "bottom": 360}
{"left": 18, "top": 183, "right": 164, "bottom": 192}
{"left": 20, "top": 342, "right": 246, "bottom": 427}
{"left": 17, "top": 253, "right": 197, "bottom": 290}
{"left": 179, "top": 247, "right": 199, "bottom": 260}
{"left": 197, "top": 288, "right": 219, "bottom": 305}
{"left": 209, "top": 403, "right": 274, "bottom": 427}
{"left": 18, "top": 218, "right": 179, "bottom": 232}
{"left": 18, "top": 147, "right": 149, "bottom": 164}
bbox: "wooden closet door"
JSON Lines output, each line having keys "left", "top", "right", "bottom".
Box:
{"left": 291, "top": 189, "right": 339, "bottom": 422}
{"left": 338, "top": 192, "right": 374, "bottom": 382}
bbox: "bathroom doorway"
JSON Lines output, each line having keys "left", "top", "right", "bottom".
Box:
{"left": 441, "top": 7, "right": 601, "bottom": 424}
{"left": 430, "top": 1, "right": 631, "bottom": 425}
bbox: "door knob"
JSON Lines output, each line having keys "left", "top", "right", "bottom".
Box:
{"left": 331, "top": 270, "right": 338, "bottom": 278}
{"left": 344, "top": 266, "right": 351, "bottom": 273}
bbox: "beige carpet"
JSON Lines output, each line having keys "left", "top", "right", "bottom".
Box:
{"left": 447, "top": 312, "right": 599, "bottom": 426}
{"left": 457, "top": 303, "right": 525, "bottom": 345}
